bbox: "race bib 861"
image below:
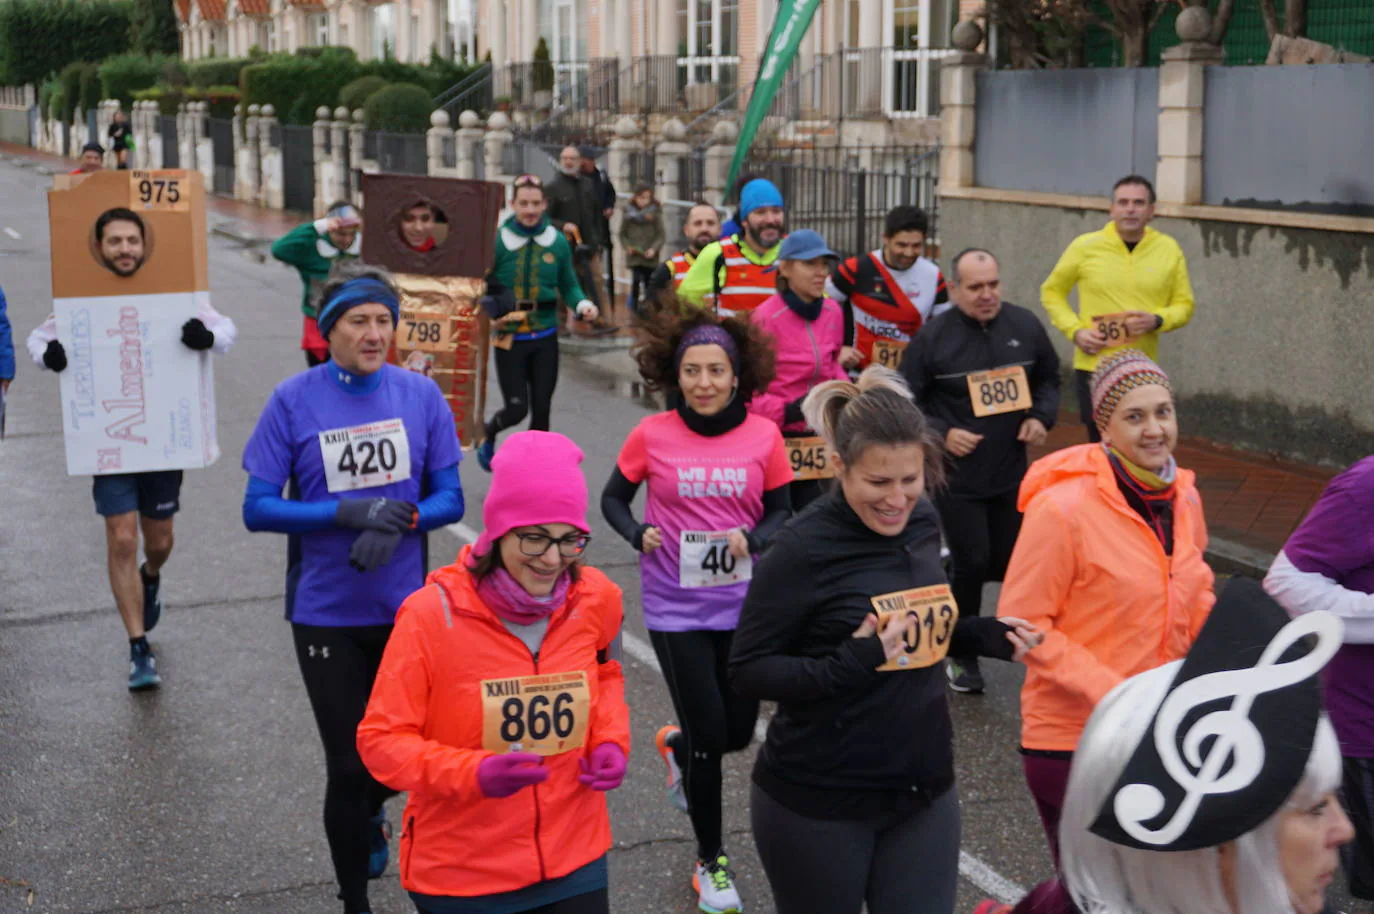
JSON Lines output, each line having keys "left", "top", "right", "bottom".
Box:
{"left": 318, "top": 419, "right": 412, "bottom": 493}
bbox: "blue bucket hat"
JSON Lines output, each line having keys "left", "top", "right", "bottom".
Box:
{"left": 776, "top": 229, "right": 838, "bottom": 263}
{"left": 738, "top": 178, "right": 784, "bottom": 219}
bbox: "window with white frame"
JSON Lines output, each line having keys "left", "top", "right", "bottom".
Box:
{"left": 310, "top": 12, "right": 329, "bottom": 46}
{"left": 371, "top": 3, "right": 395, "bottom": 59}
{"left": 678, "top": 0, "right": 738, "bottom": 92}
{"left": 883, "top": 0, "right": 956, "bottom": 117}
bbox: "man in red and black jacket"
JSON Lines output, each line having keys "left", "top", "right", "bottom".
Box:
{"left": 827, "top": 205, "right": 949, "bottom": 373}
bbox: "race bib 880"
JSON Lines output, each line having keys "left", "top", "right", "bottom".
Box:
{"left": 318, "top": 419, "right": 412, "bottom": 493}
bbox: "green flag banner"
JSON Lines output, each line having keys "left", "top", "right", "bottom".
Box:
{"left": 726, "top": 0, "right": 823, "bottom": 192}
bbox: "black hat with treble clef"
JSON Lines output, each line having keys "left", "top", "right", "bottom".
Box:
{"left": 1089, "top": 577, "right": 1344, "bottom": 852}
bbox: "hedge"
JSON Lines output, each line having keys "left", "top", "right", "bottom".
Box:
{"left": 339, "top": 75, "right": 389, "bottom": 112}
{"left": 364, "top": 83, "right": 434, "bottom": 132}
{"left": 100, "top": 53, "right": 181, "bottom": 108}
{"left": 187, "top": 57, "right": 249, "bottom": 90}
{"left": 38, "top": 79, "right": 56, "bottom": 121}
{"left": 79, "top": 62, "right": 102, "bottom": 114}
{"left": 58, "top": 61, "right": 85, "bottom": 122}
{"left": 0, "top": 0, "right": 134, "bottom": 86}
{"left": 242, "top": 50, "right": 362, "bottom": 125}
{"left": 134, "top": 84, "right": 241, "bottom": 119}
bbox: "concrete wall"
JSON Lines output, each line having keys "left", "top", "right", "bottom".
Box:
{"left": 0, "top": 107, "right": 30, "bottom": 145}
{"left": 940, "top": 195, "right": 1374, "bottom": 467}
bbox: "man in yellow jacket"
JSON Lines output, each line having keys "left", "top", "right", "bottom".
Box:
{"left": 1041, "top": 175, "right": 1195, "bottom": 441}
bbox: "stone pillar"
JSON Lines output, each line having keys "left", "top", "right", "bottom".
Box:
{"left": 491, "top": 0, "right": 508, "bottom": 68}
{"left": 702, "top": 120, "right": 738, "bottom": 206}
{"left": 607, "top": 115, "right": 642, "bottom": 195}
{"left": 655, "top": 0, "right": 675, "bottom": 56}
{"left": 654, "top": 118, "right": 690, "bottom": 206}
{"left": 937, "top": 28, "right": 989, "bottom": 192}
{"left": 331, "top": 106, "right": 350, "bottom": 204}
{"left": 259, "top": 104, "right": 283, "bottom": 209}
{"left": 427, "top": 109, "right": 453, "bottom": 176}
{"left": 193, "top": 102, "right": 215, "bottom": 187}
{"left": 349, "top": 109, "right": 365, "bottom": 208}
{"left": 313, "top": 106, "right": 332, "bottom": 216}
{"left": 483, "top": 111, "right": 512, "bottom": 183}
{"left": 239, "top": 104, "right": 261, "bottom": 202}
{"left": 455, "top": 110, "right": 484, "bottom": 180}
{"left": 1157, "top": 11, "right": 1223, "bottom": 206}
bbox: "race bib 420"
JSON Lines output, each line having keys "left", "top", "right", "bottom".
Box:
{"left": 318, "top": 419, "right": 412, "bottom": 493}
{"left": 870, "top": 584, "right": 961, "bottom": 672}
{"left": 481, "top": 671, "right": 590, "bottom": 756}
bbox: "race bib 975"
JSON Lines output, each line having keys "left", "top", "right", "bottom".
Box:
{"left": 318, "top": 419, "right": 412, "bottom": 493}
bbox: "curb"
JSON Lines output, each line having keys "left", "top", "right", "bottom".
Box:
{"left": 210, "top": 221, "right": 272, "bottom": 247}
{"left": 1204, "top": 537, "right": 1274, "bottom": 580}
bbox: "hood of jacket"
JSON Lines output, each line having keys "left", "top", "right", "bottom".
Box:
{"left": 1018, "top": 443, "right": 1196, "bottom": 513}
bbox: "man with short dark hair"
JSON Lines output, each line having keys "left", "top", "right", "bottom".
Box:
{"left": 902, "top": 248, "right": 1060, "bottom": 695}
{"left": 26, "top": 209, "right": 237, "bottom": 691}
{"left": 71, "top": 142, "right": 105, "bottom": 175}
{"left": 1041, "top": 174, "right": 1195, "bottom": 441}
{"left": 647, "top": 202, "right": 721, "bottom": 298}
{"left": 827, "top": 204, "right": 950, "bottom": 373}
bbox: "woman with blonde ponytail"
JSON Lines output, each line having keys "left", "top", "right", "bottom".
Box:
{"left": 729, "top": 366, "right": 1044, "bottom": 914}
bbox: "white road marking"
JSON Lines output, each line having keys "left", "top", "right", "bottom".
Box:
{"left": 441, "top": 523, "right": 1027, "bottom": 903}
{"left": 4, "top": 227, "right": 19, "bottom": 239}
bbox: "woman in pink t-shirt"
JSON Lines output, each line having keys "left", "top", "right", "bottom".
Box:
{"left": 602, "top": 303, "right": 792, "bottom": 914}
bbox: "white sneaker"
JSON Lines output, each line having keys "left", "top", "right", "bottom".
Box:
{"left": 693, "top": 854, "right": 742, "bottom": 914}
{"left": 655, "top": 725, "right": 689, "bottom": 814}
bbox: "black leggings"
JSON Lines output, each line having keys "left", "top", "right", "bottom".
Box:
{"left": 751, "top": 783, "right": 961, "bottom": 914}
{"left": 629, "top": 266, "right": 655, "bottom": 313}
{"left": 649, "top": 629, "right": 759, "bottom": 861}
{"left": 934, "top": 489, "right": 1022, "bottom": 660}
{"left": 292, "top": 623, "right": 398, "bottom": 914}
{"left": 486, "top": 333, "right": 559, "bottom": 443}
{"left": 413, "top": 888, "right": 609, "bottom": 914}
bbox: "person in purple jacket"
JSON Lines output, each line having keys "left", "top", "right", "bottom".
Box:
{"left": 1265, "top": 455, "right": 1374, "bottom": 909}
{"left": 241, "top": 264, "right": 464, "bottom": 914}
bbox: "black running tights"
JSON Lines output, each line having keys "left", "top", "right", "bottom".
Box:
{"left": 292, "top": 623, "right": 398, "bottom": 914}
{"left": 934, "top": 488, "right": 1022, "bottom": 660}
{"left": 486, "top": 333, "right": 559, "bottom": 443}
{"left": 650, "top": 628, "right": 760, "bottom": 861}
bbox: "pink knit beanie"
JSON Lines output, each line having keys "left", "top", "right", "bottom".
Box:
{"left": 1090, "top": 349, "right": 1172, "bottom": 431}
{"left": 471, "top": 431, "right": 589, "bottom": 559}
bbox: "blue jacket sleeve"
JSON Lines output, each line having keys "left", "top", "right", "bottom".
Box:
{"left": 416, "top": 465, "right": 463, "bottom": 531}
{"left": 242, "top": 475, "right": 339, "bottom": 533}
{"left": 0, "top": 288, "right": 15, "bottom": 380}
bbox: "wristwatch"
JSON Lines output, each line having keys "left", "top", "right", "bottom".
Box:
{"left": 1153, "top": 314, "right": 1165, "bottom": 330}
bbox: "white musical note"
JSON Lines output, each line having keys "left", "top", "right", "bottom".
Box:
{"left": 1113, "top": 611, "right": 1344, "bottom": 847}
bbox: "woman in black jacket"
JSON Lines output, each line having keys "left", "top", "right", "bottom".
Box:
{"left": 729, "top": 365, "right": 1042, "bottom": 914}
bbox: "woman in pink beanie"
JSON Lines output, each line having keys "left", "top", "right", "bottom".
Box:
{"left": 359, "top": 430, "right": 631, "bottom": 914}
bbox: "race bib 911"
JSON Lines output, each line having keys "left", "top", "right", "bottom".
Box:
{"left": 318, "top": 419, "right": 412, "bottom": 493}
{"left": 679, "top": 530, "right": 752, "bottom": 588}
{"left": 481, "top": 671, "right": 590, "bottom": 756}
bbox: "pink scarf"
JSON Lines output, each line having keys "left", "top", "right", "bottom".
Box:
{"left": 477, "top": 567, "right": 572, "bottom": 625}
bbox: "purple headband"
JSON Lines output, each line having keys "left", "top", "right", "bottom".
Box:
{"left": 675, "top": 324, "right": 739, "bottom": 371}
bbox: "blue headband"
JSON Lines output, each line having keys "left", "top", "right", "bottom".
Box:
{"left": 317, "top": 277, "right": 401, "bottom": 339}
{"left": 675, "top": 324, "right": 739, "bottom": 372}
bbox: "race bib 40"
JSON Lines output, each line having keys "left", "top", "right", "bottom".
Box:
{"left": 679, "top": 530, "right": 752, "bottom": 588}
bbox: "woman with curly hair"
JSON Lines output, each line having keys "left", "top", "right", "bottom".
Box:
{"left": 600, "top": 300, "right": 792, "bottom": 914}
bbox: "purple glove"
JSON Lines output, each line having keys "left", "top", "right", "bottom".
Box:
{"left": 477, "top": 752, "right": 549, "bottom": 798}
{"left": 577, "top": 743, "right": 627, "bottom": 792}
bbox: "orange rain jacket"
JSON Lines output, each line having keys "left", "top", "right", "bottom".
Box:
{"left": 997, "top": 444, "right": 1215, "bottom": 752}
{"left": 357, "top": 547, "right": 631, "bottom": 898}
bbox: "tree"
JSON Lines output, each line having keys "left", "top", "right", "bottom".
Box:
{"left": 531, "top": 37, "right": 553, "bottom": 92}
{"left": 1258, "top": 0, "right": 1306, "bottom": 40}
{"left": 984, "top": 0, "right": 1098, "bottom": 69}
{"left": 130, "top": 0, "right": 179, "bottom": 55}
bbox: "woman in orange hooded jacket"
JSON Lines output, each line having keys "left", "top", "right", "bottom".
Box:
{"left": 358, "top": 430, "right": 631, "bottom": 914}
{"left": 981, "top": 350, "right": 1215, "bottom": 914}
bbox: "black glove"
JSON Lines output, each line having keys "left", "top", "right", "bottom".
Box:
{"left": 349, "top": 529, "right": 404, "bottom": 573}
{"left": 478, "top": 285, "right": 517, "bottom": 320}
{"left": 335, "top": 497, "right": 416, "bottom": 533}
{"left": 42, "top": 340, "right": 67, "bottom": 373}
{"left": 783, "top": 398, "right": 806, "bottom": 426}
{"left": 181, "top": 318, "right": 215, "bottom": 351}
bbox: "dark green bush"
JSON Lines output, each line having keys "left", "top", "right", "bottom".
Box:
{"left": 193, "top": 85, "right": 240, "bottom": 119}
{"left": 38, "top": 79, "right": 56, "bottom": 120}
{"left": 132, "top": 85, "right": 179, "bottom": 116}
{"left": 242, "top": 50, "right": 361, "bottom": 125}
{"left": 339, "top": 75, "right": 389, "bottom": 112}
{"left": 532, "top": 38, "right": 553, "bottom": 93}
{"left": 48, "top": 86, "right": 67, "bottom": 124}
{"left": 58, "top": 61, "right": 85, "bottom": 121}
{"left": 99, "top": 53, "right": 178, "bottom": 108}
{"left": 129, "top": 0, "right": 177, "bottom": 55}
{"left": 0, "top": 0, "right": 134, "bottom": 86}
{"left": 79, "top": 61, "right": 102, "bottom": 114}
{"left": 363, "top": 82, "right": 434, "bottom": 132}
{"left": 187, "top": 57, "right": 248, "bottom": 90}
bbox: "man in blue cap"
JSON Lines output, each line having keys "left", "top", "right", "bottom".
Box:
{"left": 679, "top": 177, "right": 786, "bottom": 318}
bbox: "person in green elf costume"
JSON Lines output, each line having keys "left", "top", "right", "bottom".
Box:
{"left": 271, "top": 201, "right": 363, "bottom": 366}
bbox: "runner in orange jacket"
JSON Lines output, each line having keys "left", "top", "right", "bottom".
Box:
{"left": 358, "top": 430, "right": 630, "bottom": 914}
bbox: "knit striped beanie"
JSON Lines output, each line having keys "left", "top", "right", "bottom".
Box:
{"left": 1091, "top": 349, "right": 1171, "bottom": 431}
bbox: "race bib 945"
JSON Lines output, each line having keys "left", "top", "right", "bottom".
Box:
{"left": 870, "top": 584, "right": 961, "bottom": 672}
{"left": 784, "top": 436, "right": 836, "bottom": 481}
{"left": 318, "top": 419, "right": 412, "bottom": 493}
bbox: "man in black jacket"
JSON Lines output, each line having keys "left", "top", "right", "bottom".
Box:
{"left": 900, "top": 248, "right": 1060, "bottom": 695}
{"left": 546, "top": 145, "right": 609, "bottom": 320}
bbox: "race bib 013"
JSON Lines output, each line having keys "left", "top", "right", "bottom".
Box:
{"left": 678, "top": 530, "right": 753, "bottom": 588}
{"left": 871, "top": 338, "right": 908, "bottom": 370}
{"left": 966, "top": 365, "right": 1032, "bottom": 418}
{"left": 784, "top": 435, "right": 836, "bottom": 481}
{"left": 870, "top": 584, "right": 961, "bottom": 672}
{"left": 481, "top": 671, "right": 590, "bottom": 756}
{"left": 318, "top": 419, "right": 413, "bottom": 493}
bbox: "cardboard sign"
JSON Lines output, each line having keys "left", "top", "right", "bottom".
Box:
{"left": 870, "top": 337, "right": 908, "bottom": 370}
{"left": 361, "top": 173, "right": 504, "bottom": 278}
{"left": 481, "top": 671, "right": 590, "bottom": 757}
{"left": 1092, "top": 312, "right": 1134, "bottom": 347}
{"left": 870, "top": 584, "right": 961, "bottom": 672}
{"left": 967, "top": 365, "right": 1032, "bottom": 418}
{"left": 48, "top": 170, "right": 217, "bottom": 476}
{"left": 391, "top": 275, "right": 490, "bottom": 449}
{"left": 679, "top": 530, "right": 753, "bottom": 588}
{"left": 784, "top": 435, "right": 836, "bottom": 481}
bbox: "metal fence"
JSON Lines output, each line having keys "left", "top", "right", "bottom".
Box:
{"left": 159, "top": 116, "right": 178, "bottom": 168}
{"left": 281, "top": 123, "right": 315, "bottom": 214}
{"left": 372, "top": 132, "right": 428, "bottom": 175}
{"left": 208, "top": 117, "right": 235, "bottom": 195}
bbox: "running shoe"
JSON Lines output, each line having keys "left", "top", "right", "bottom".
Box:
{"left": 655, "top": 725, "right": 688, "bottom": 814}
{"left": 128, "top": 641, "right": 161, "bottom": 691}
{"left": 476, "top": 438, "right": 495, "bottom": 473}
{"left": 140, "top": 563, "right": 162, "bottom": 633}
{"left": 972, "top": 900, "right": 1012, "bottom": 914}
{"left": 693, "top": 854, "right": 742, "bottom": 914}
{"left": 946, "top": 657, "right": 985, "bottom": 694}
{"left": 367, "top": 810, "right": 391, "bottom": 879}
